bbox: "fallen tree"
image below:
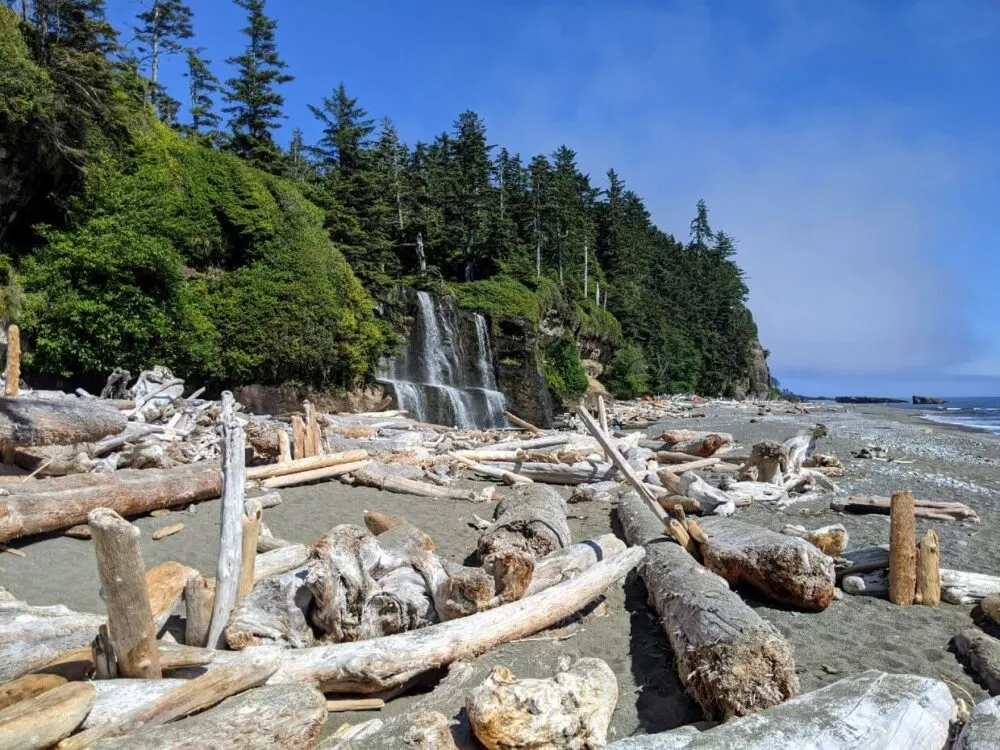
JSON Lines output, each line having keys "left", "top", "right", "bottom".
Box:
{"left": 0, "top": 397, "right": 126, "bottom": 451}
{"left": 831, "top": 495, "right": 979, "bottom": 522}
{"left": 617, "top": 491, "right": 798, "bottom": 719}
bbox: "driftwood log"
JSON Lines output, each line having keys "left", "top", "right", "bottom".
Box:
{"left": 831, "top": 494, "right": 980, "bottom": 522}
{"left": 3, "top": 325, "right": 19, "bottom": 399}
{"left": 915, "top": 530, "right": 940, "bottom": 606}
{"left": 605, "top": 670, "right": 955, "bottom": 750}
{"left": 0, "top": 463, "right": 221, "bottom": 543}
{"left": 698, "top": 516, "right": 836, "bottom": 611}
{"left": 618, "top": 491, "right": 798, "bottom": 718}
{"left": 245, "top": 450, "right": 367, "bottom": 481}
{"left": 982, "top": 594, "right": 1000, "bottom": 625}
{"left": 0, "top": 673, "right": 66, "bottom": 711}
{"left": 85, "top": 684, "right": 327, "bottom": 750}
{"left": 889, "top": 489, "right": 917, "bottom": 606}
{"left": 780, "top": 524, "right": 848, "bottom": 555}
{"left": 666, "top": 435, "right": 730, "bottom": 458}
{"left": 0, "top": 397, "right": 127, "bottom": 451}
{"left": 954, "top": 696, "right": 1000, "bottom": 750}
{"left": 466, "top": 659, "right": 618, "bottom": 750}
{"left": 736, "top": 441, "right": 786, "bottom": 484}
{"left": 678, "top": 473, "right": 735, "bottom": 516}
{"left": 225, "top": 566, "right": 313, "bottom": 650}
{"left": 478, "top": 485, "right": 570, "bottom": 561}
{"left": 954, "top": 629, "right": 1000, "bottom": 695}
{"left": 0, "top": 682, "right": 94, "bottom": 750}
{"left": 481, "top": 461, "right": 615, "bottom": 486}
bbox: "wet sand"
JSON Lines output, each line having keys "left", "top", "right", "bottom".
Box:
{"left": 2, "top": 401, "right": 999, "bottom": 742}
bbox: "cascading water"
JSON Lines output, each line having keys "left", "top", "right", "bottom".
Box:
{"left": 379, "top": 291, "right": 508, "bottom": 429}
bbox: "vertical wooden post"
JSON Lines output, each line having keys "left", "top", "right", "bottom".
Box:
{"left": 88, "top": 508, "right": 161, "bottom": 678}
{"left": 291, "top": 415, "right": 306, "bottom": 460}
{"left": 916, "top": 529, "right": 940, "bottom": 606}
{"left": 184, "top": 576, "right": 214, "bottom": 648}
{"left": 597, "top": 395, "right": 609, "bottom": 461}
{"left": 277, "top": 429, "right": 291, "bottom": 463}
{"left": 303, "top": 400, "right": 321, "bottom": 457}
{"left": 206, "top": 392, "right": 245, "bottom": 649}
{"left": 237, "top": 500, "right": 262, "bottom": 600}
{"left": 888, "top": 489, "right": 916, "bottom": 606}
{"left": 5, "top": 324, "right": 20, "bottom": 398}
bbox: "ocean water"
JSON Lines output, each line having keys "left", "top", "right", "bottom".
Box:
{"left": 893, "top": 397, "right": 1000, "bottom": 435}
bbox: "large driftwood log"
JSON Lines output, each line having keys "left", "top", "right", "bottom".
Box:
{"left": 889, "top": 489, "right": 917, "bottom": 606}
{"left": 264, "top": 547, "right": 644, "bottom": 693}
{"left": 678, "top": 473, "right": 735, "bottom": 516}
{"left": 698, "top": 516, "right": 836, "bottom": 611}
{"left": 225, "top": 566, "right": 314, "bottom": 649}
{"left": 667, "top": 435, "right": 730, "bottom": 458}
{"left": 0, "top": 682, "right": 94, "bottom": 750}
{"left": 0, "top": 464, "right": 222, "bottom": 543}
{"left": 0, "top": 397, "right": 126, "bottom": 451}
{"left": 834, "top": 545, "right": 890, "bottom": 577}
{"left": 207, "top": 392, "right": 245, "bottom": 649}
{"left": 305, "top": 525, "right": 380, "bottom": 642}
{"left": 478, "top": 484, "right": 570, "bottom": 562}
{"left": 524, "top": 533, "right": 626, "bottom": 597}
{"left": 736, "top": 441, "right": 786, "bottom": 485}
{"left": 88, "top": 509, "right": 161, "bottom": 679}
{"left": 260, "top": 459, "right": 369, "bottom": 489}
{"left": 466, "top": 659, "right": 618, "bottom": 750}
{"left": 843, "top": 567, "right": 1000, "bottom": 605}
{"left": 605, "top": 670, "right": 955, "bottom": 750}
{"left": 0, "top": 673, "right": 67, "bottom": 711}
{"left": 86, "top": 684, "right": 326, "bottom": 750}
{"left": 618, "top": 491, "right": 798, "bottom": 719}
{"left": 351, "top": 467, "right": 489, "bottom": 502}
{"left": 954, "top": 629, "right": 1000, "bottom": 695}
{"left": 661, "top": 429, "right": 734, "bottom": 446}
{"left": 246, "top": 450, "right": 367, "bottom": 480}
{"left": 780, "top": 524, "right": 848, "bottom": 555}
{"left": 481, "top": 461, "right": 615, "bottom": 485}
{"left": 146, "top": 562, "right": 198, "bottom": 630}
{"left": 59, "top": 652, "right": 281, "bottom": 750}
{"left": 831, "top": 494, "right": 980, "bottom": 522}
{"left": 954, "top": 696, "right": 1000, "bottom": 750}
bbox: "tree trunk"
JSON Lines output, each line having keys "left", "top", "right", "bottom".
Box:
{"left": 0, "top": 397, "right": 127, "bottom": 451}
{"left": 660, "top": 429, "right": 734, "bottom": 446}
{"left": 698, "top": 516, "right": 836, "bottom": 611}
{"left": 80, "top": 684, "right": 326, "bottom": 750}
{"left": 915, "top": 530, "right": 940, "bottom": 606}
{"left": 146, "top": 562, "right": 199, "bottom": 630}
{"left": 59, "top": 653, "right": 282, "bottom": 750}
{"left": 0, "top": 682, "right": 94, "bottom": 750}
{"left": 467, "top": 659, "right": 617, "bottom": 749}
{"left": 0, "top": 674, "right": 66, "bottom": 712}
{"left": 207, "top": 393, "right": 245, "bottom": 649}
{"left": 0, "top": 464, "right": 221, "bottom": 543}
{"left": 736, "top": 441, "right": 786, "bottom": 485}
{"left": 889, "top": 490, "right": 916, "bottom": 606}
{"left": 954, "top": 629, "right": 1000, "bottom": 695}
{"left": 617, "top": 491, "right": 798, "bottom": 719}
{"left": 668, "top": 435, "right": 729, "bottom": 458}
{"left": 604, "top": 670, "right": 954, "bottom": 750}
{"left": 4, "top": 325, "right": 19, "bottom": 398}
{"left": 88, "top": 509, "right": 161, "bottom": 680}
{"left": 291, "top": 415, "right": 306, "bottom": 460}
{"left": 237, "top": 504, "right": 261, "bottom": 601}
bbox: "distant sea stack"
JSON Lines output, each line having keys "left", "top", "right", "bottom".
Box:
{"left": 913, "top": 396, "right": 947, "bottom": 405}
{"left": 835, "top": 396, "right": 907, "bottom": 404}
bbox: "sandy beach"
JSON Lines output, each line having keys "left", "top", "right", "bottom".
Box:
{"left": 3, "top": 400, "right": 999, "bottom": 743}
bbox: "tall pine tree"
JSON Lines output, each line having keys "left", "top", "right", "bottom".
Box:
{"left": 184, "top": 48, "right": 221, "bottom": 139}
{"left": 223, "top": 0, "right": 292, "bottom": 169}
{"left": 133, "top": 0, "right": 192, "bottom": 108}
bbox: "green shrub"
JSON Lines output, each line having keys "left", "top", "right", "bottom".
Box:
{"left": 606, "top": 342, "right": 650, "bottom": 399}
{"left": 541, "top": 334, "right": 589, "bottom": 401}
{"left": 450, "top": 276, "right": 541, "bottom": 325}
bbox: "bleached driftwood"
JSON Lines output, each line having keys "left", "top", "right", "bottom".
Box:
{"left": 479, "top": 485, "right": 570, "bottom": 561}
{"left": 941, "top": 570, "right": 1000, "bottom": 605}
{"left": 4, "top": 325, "right": 19, "bottom": 399}
{"left": 736, "top": 441, "right": 786, "bottom": 485}
{"left": 954, "top": 629, "right": 1000, "bottom": 695}
{"left": 0, "top": 397, "right": 126, "bottom": 451}
{"left": 351, "top": 467, "right": 491, "bottom": 503}
{"left": 660, "top": 429, "right": 734, "bottom": 448}
{"left": 88, "top": 509, "right": 161, "bottom": 679}
{"left": 954, "top": 696, "right": 1000, "bottom": 750}
{"left": 667, "top": 435, "right": 730, "bottom": 458}
{"left": 721, "top": 481, "right": 787, "bottom": 505}
{"left": 678, "top": 473, "right": 735, "bottom": 516}
{"left": 82, "top": 684, "right": 327, "bottom": 750}
{"left": 698, "top": 516, "right": 836, "bottom": 611}
{"left": 0, "top": 682, "right": 94, "bottom": 750}
{"left": 831, "top": 495, "right": 980, "bottom": 522}
{"left": 618, "top": 491, "right": 797, "bottom": 719}
{"left": 207, "top": 393, "right": 245, "bottom": 650}
{"left": 0, "top": 464, "right": 222, "bottom": 543}
{"left": 225, "top": 566, "right": 314, "bottom": 650}
{"left": 834, "top": 545, "right": 890, "bottom": 577}
{"left": 605, "top": 670, "right": 955, "bottom": 750}
{"left": 982, "top": 594, "right": 1000, "bottom": 625}
{"left": 524, "top": 533, "right": 626, "bottom": 597}
{"left": 250, "top": 544, "right": 310, "bottom": 582}
{"left": 0, "top": 673, "right": 66, "bottom": 711}
{"left": 481, "top": 461, "right": 615, "bottom": 486}
{"left": 466, "top": 659, "right": 618, "bottom": 750}
{"left": 259, "top": 459, "right": 369, "bottom": 489}
{"left": 245, "top": 450, "right": 367, "bottom": 481}
{"left": 450, "top": 452, "right": 533, "bottom": 485}
{"left": 183, "top": 576, "right": 213, "bottom": 648}
{"left": 780, "top": 524, "right": 848, "bottom": 555}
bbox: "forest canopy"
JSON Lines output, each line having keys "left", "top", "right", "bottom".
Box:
{"left": 0, "top": 0, "right": 768, "bottom": 399}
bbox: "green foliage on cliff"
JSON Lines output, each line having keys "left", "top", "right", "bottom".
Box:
{"left": 449, "top": 276, "right": 541, "bottom": 326}
{"left": 540, "top": 335, "right": 589, "bottom": 401}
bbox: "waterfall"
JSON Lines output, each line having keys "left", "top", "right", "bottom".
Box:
{"left": 379, "top": 291, "right": 508, "bottom": 429}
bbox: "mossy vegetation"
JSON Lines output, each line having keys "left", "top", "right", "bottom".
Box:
{"left": 540, "top": 334, "right": 589, "bottom": 401}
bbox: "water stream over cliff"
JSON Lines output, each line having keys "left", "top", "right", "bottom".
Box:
{"left": 378, "top": 291, "right": 508, "bottom": 429}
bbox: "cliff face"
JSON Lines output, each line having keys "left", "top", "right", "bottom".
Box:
{"left": 493, "top": 316, "right": 555, "bottom": 428}
{"left": 732, "top": 338, "right": 771, "bottom": 400}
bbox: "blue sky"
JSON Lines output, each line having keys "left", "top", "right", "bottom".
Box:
{"left": 107, "top": 0, "right": 1000, "bottom": 398}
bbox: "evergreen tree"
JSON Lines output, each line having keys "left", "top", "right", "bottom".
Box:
{"left": 284, "top": 127, "right": 312, "bottom": 181}
{"left": 445, "top": 111, "right": 492, "bottom": 280}
{"left": 222, "top": 0, "right": 292, "bottom": 169}
{"left": 307, "top": 82, "right": 374, "bottom": 177}
{"left": 184, "top": 48, "right": 220, "bottom": 139}
{"left": 133, "top": 0, "right": 192, "bottom": 108}
{"left": 152, "top": 81, "right": 181, "bottom": 126}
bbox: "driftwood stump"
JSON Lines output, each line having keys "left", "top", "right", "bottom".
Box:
{"left": 915, "top": 530, "right": 940, "bottom": 606}
{"left": 889, "top": 489, "right": 917, "bottom": 605}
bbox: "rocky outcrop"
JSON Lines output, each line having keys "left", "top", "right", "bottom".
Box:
{"left": 235, "top": 384, "right": 387, "bottom": 415}
{"left": 732, "top": 338, "right": 772, "bottom": 400}
{"left": 493, "top": 316, "right": 554, "bottom": 428}
{"left": 913, "top": 396, "right": 946, "bottom": 405}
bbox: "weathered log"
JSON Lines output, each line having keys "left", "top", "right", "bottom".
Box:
{"left": 678, "top": 473, "right": 735, "bottom": 516}
{"left": 780, "top": 524, "right": 848, "bottom": 555}
{"left": 466, "top": 659, "right": 618, "bottom": 749}
{"left": 450, "top": 452, "right": 533, "bottom": 485}
{"left": 664, "top": 457, "right": 721, "bottom": 474}
{"left": 59, "top": 652, "right": 281, "bottom": 750}
{"left": 889, "top": 490, "right": 917, "bottom": 606}
{"left": 982, "top": 594, "right": 1000, "bottom": 625}
{"left": 721, "top": 480, "right": 788, "bottom": 505}
{"left": 237, "top": 502, "right": 261, "bottom": 600}
{"left": 88, "top": 509, "right": 161, "bottom": 679}
{"left": 668, "top": 435, "right": 728, "bottom": 458}
{"left": 256, "top": 521, "right": 293, "bottom": 553}
{"left": 306, "top": 525, "right": 379, "bottom": 642}
{"left": 0, "top": 682, "right": 94, "bottom": 750}
{"left": 660, "top": 429, "right": 734, "bottom": 447}
{"left": 207, "top": 392, "right": 245, "bottom": 649}
{"left": 955, "top": 629, "right": 1000, "bottom": 695}
{"left": 145, "top": 561, "right": 198, "bottom": 630}
{"left": 605, "top": 670, "right": 955, "bottom": 750}
{"left": 304, "top": 400, "right": 321, "bottom": 457}
{"left": 478, "top": 484, "right": 570, "bottom": 568}
{"left": 698, "top": 516, "right": 836, "bottom": 611}
{"left": 834, "top": 545, "right": 889, "bottom": 577}
{"left": 327, "top": 698, "right": 385, "bottom": 712}
{"left": 260, "top": 459, "right": 369, "bottom": 489}
{"left": 83, "top": 684, "right": 326, "bottom": 750}
{"left": 183, "top": 576, "right": 213, "bottom": 648}
{"left": 246, "top": 450, "right": 368, "bottom": 480}
{"left": 361, "top": 567, "right": 438, "bottom": 640}
{"left": 617, "top": 491, "right": 798, "bottom": 719}
{"left": 277, "top": 429, "right": 291, "bottom": 463}
{"left": 150, "top": 523, "right": 183, "bottom": 541}
{"left": 0, "top": 463, "right": 222, "bottom": 543}
{"left": 941, "top": 570, "right": 1000, "bottom": 605}
{"left": 351, "top": 468, "right": 489, "bottom": 502}
{"left": 3, "top": 325, "right": 20, "bottom": 399}
{"left": 292, "top": 415, "right": 307, "bottom": 460}
{"left": 0, "top": 397, "right": 127, "bottom": 452}
{"left": 259, "top": 547, "right": 645, "bottom": 693}
{"left": 481, "top": 460, "right": 615, "bottom": 485}
{"left": 831, "top": 494, "right": 980, "bottom": 522}
{"left": 954, "top": 695, "right": 1000, "bottom": 749}
{"left": 225, "top": 566, "right": 314, "bottom": 650}
{"left": 916, "top": 530, "right": 940, "bottom": 606}
{"left": 504, "top": 411, "right": 541, "bottom": 435}
{"left": 0, "top": 674, "right": 66, "bottom": 711}
{"left": 83, "top": 680, "right": 185, "bottom": 730}
{"left": 524, "top": 534, "right": 627, "bottom": 597}
{"left": 736, "top": 441, "right": 786, "bottom": 485}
